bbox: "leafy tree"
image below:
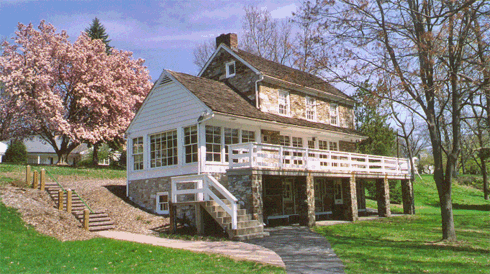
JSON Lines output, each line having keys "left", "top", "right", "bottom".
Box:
{"left": 298, "top": 0, "right": 490, "bottom": 241}
{"left": 5, "top": 139, "right": 27, "bottom": 164}
{"left": 0, "top": 21, "right": 152, "bottom": 164}
{"left": 85, "top": 17, "right": 111, "bottom": 54}
{"left": 353, "top": 85, "right": 396, "bottom": 156}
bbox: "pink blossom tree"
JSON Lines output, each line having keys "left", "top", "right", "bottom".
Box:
{"left": 0, "top": 21, "right": 152, "bottom": 163}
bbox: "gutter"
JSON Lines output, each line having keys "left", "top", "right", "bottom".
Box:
{"left": 255, "top": 73, "right": 264, "bottom": 109}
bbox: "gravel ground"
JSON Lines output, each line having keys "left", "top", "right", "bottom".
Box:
{"left": 0, "top": 178, "right": 169, "bottom": 241}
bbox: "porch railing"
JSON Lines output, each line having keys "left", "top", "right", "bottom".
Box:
{"left": 228, "top": 143, "right": 410, "bottom": 176}
{"left": 170, "top": 174, "right": 238, "bottom": 230}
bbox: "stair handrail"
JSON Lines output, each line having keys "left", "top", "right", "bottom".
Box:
{"left": 205, "top": 174, "right": 238, "bottom": 230}
{"left": 41, "top": 168, "right": 94, "bottom": 214}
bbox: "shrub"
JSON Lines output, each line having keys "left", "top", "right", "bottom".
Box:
{"left": 365, "top": 180, "right": 402, "bottom": 204}
{"left": 110, "top": 150, "right": 126, "bottom": 169}
{"left": 455, "top": 176, "right": 483, "bottom": 190}
{"left": 5, "top": 140, "right": 27, "bottom": 164}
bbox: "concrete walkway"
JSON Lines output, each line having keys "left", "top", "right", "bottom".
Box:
{"left": 246, "top": 226, "right": 345, "bottom": 274}
{"left": 96, "top": 231, "right": 285, "bottom": 268}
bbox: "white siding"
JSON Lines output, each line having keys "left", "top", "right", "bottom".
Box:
{"left": 127, "top": 80, "right": 209, "bottom": 136}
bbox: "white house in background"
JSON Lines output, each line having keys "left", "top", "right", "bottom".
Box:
{"left": 21, "top": 136, "right": 88, "bottom": 165}
{"left": 0, "top": 141, "right": 7, "bottom": 163}
{"left": 125, "top": 33, "right": 415, "bottom": 239}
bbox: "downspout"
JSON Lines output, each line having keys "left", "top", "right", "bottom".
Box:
{"left": 197, "top": 111, "right": 214, "bottom": 175}
{"left": 255, "top": 73, "right": 264, "bottom": 109}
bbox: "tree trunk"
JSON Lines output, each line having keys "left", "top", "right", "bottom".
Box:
{"left": 92, "top": 143, "right": 100, "bottom": 167}
{"left": 482, "top": 157, "right": 489, "bottom": 200}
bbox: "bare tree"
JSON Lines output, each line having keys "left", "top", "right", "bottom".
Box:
{"left": 193, "top": 39, "right": 215, "bottom": 70}
{"left": 299, "top": 0, "right": 490, "bottom": 241}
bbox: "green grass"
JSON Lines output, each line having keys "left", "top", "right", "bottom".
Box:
{"left": 0, "top": 200, "right": 284, "bottom": 273}
{"left": 0, "top": 163, "right": 126, "bottom": 186}
{"left": 314, "top": 175, "right": 490, "bottom": 273}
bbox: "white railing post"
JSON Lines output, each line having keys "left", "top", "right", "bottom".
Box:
{"left": 279, "top": 146, "right": 283, "bottom": 168}
{"left": 249, "top": 142, "right": 254, "bottom": 168}
{"left": 203, "top": 176, "right": 209, "bottom": 201}
{"left": 231, "top": 202, "right": 237, "bottom": 230}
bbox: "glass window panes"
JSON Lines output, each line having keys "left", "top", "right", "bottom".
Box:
{"left": 292, "top": 137, "right": 303, "bottom": 147}
{"left": 278, "top": 90, "right": 289, "bottom": 115}
{"left": 241, "top": 130, "right": 255, "bottom": 143}
{"left": 184, "top": 126, "right": 198, "bottom": 163}
{"left": 206, "top": 126, "right": 221, "bottom": 162}
{"left": 330, "top": 103, "right": 338, "bottom": 125}
{"left": 224, "top": 128, "right": 239, "bottom": 161}
{"left": 132, "top": 137, "right": 144, "bottom": 170}
{"left": 306, "top": 97, "right": 316, "bottom": 120}
{"left": 150, "top": 130, "right": 178, "bottom": 168}
{"left": 279, "top": 135, "right": 290, "bottom": 146}
{"left": 329, "top": 141, "right": 338, "bottom": 151}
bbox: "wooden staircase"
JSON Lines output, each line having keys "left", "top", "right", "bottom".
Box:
{"left": 43, "top": 183, "right": 115, "bottom": 232}
{"left": 202, "top": 199, "right": 268, "bottom": 240}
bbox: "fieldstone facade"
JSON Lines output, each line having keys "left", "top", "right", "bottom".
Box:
{"left": 258, "top": 82, "right": 355, "bottom": 130}
{"left": 376, "top": 176, "right": 392, "bottom": 217}
{"left": 128, "top": 176, "right": 171, "bottom": 212}
{"left": 200, "top": 48, "right": 260, "bottom": 103}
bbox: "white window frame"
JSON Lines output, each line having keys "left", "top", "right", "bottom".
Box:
{"left": 334, "top": 180, "right": 343, "bottom": 205}
{"left": 329, "top": 141, "right": 339, "bottom": 151}
{"left": 306, "top": 96, "right": 316, "bottom": 121}
{"left": 278, "top": 90, "right": 290, "bottom": 116}
{"left": 241, "top": 130, "right": 255, "bottom": 143}
{"left": 132, "top": 137, "right": 144, "bottom": 171}
{"left": 155, "top": 192, "right": 169, "bottom": 214}
{"left": 149, "top": 130, "right": 178, "bottom": 168}
{"left": 225, "top": 61, "right": 236, "bottom": 78}
{"left": 330, "top": 103, "right": 339, "bottom": 125}
{"left": 184, "top": 125, "right": 198, "bottom": 164}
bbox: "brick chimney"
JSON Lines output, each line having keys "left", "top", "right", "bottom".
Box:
{"left": 216, "top": 33, "right": 238, "bottom": 50}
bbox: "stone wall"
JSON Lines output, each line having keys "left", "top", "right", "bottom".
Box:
{"left": 226, "top": 171, "right": 264, "bottom": 222}
{"left": 259, "top": 81, "right": 355, "bottom": 130}
{"left": 128, "top": 176, "right": 171, "bottom": 212}
{"left": 200, "top": 49, "right": 259, "bottom": 103}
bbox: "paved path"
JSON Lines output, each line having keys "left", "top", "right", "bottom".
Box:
{"left": 246, "top": 226, "right": 345, "bottom": 274}
{"left": 96, "top": 231, "right": 285, "bottom": 268}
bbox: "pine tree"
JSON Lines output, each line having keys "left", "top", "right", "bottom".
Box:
{"left": 5, "top": 139, "right": 27, "bottom": 164}
{"left": 85, "top": 17, "right": 111, "bottom": 54}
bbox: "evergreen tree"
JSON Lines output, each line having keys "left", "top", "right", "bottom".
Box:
{"left": 354, "top": 84, "right": 397, "bottom": 156}
{"left": 85, "top": 17, "right": 111, "bottom": 54}
{"left": 5, "top": 139, "right": 27, "bottom": 164}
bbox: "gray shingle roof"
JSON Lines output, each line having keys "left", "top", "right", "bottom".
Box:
{"left": 235, "top": 49, "right": 353, "bottom": 102}
{"left": 168, "top": 71, "right": 363, "bottom": 136}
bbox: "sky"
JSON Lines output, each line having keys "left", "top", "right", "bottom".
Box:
{"left": 0, "top": 0, "right": 300, "bottom": 81}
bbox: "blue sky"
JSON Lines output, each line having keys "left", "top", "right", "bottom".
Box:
{"left": 0, "top": 0, "right": 300, "bottom": 81}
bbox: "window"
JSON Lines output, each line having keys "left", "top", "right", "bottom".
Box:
{"left": 132, "top": 137, "right": 144, "bottom": 170}
{"left": 150, "top": 130, "right": 178, "bottom": 168}
{"left": 283, "top": 179, "right": 294, "bottom": 201}
{"left": 330, "top": 103, "right": 338, "bottom": 125}
{"left": 279, "top": 135, "right": 290, "bottom": 146}
{"left": 306, "top": 96, "right": 316, "bottom": 120}
{"left": 292, "top": 137, "right": 303, "bottom": 148}
{"left": 334, "top": 180, "right": 343, "bottom": 205}
{"left": 278, "top": 90, "right": 290, "bottom": 115}
{"left": 329, "top": 141, "right": 338, "bottom": 151}
{"left": 224, "top": 128, "right": 239, "bottom": 161}
{"left": 308, "top": 139, "right": 315, "bottom": 149}
{"left": 318, "top": 140, "right": 328, "bottom": 150}
{"left": 206, "top": 126, "right": 221, "bottom": 162}
{"left": 226, "top": 61, "right": 236, "bottom": 78}
{"left": 184, "top": 126, "right": 198, "bottom": 163}
{"left": 241, "top": 130, "right": 255, "bottom": 143}
{"left": 156, "top": 192, "right": 169, "bottom": 214}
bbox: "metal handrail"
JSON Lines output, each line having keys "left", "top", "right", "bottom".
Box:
{"left": 37, "top": 167, "right": 94, "bottom": 214}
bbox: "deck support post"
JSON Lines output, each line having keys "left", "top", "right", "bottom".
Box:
{"left": 299, "top": 173, "right": 315, "bottom": 227}
{"left": 195, "top": 203, "right": 204, "bottom": 235}
{"left": 376, "top": 175, "right": 391, "bottom": 217}
{"left": 169, "top": 203, "right": 177, "bottom": 233}
{"left": 251, "top": 173, "right": 263, "bottom": 223}
{"left": 401, "top": 179, "right": 415, "bottom": 215}
{"left": 346, "top": 172, "right": 359, "bottom": 221}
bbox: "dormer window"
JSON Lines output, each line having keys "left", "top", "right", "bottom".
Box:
{"left": 226, "top": 61, "right": 236, "bottom": 78}
{"left": 306, "top": 96, "right": 316, "bottom": 120}
{"left": 330, "top": 103, "right": 338, "bottom": 125}
{"left": 278, "top": 90, "right": 290, "bottom": 115}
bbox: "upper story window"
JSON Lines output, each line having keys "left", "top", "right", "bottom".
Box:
{"left": 132, "top": 137, "right": 144, "bottom": 171}
{"left": 184, "top": 125, "right": 198, "bottom": 164}
{"left": 292, "top": 137, "right": 303, "bottom": 148}
{"left": 278, "top": 90, "right": 290, "bottom": 115}
{"left": 242, "top": 130, "right": 255, "bottom": 143}
{"left": 306, "top": 96, "right": 316, "bottom": 120}
{"left": 226, "top": 61, "right": 236, "bottom": 78}
{"left": 330, "top": 103, "right": 339, "bottom": 125}
{"left": 150, "top": 130, "right": 178, "bottom": 168}
{"left": 279, "top": 135, "right": 290, "bottom": 146}
{"left": 329, "top": 141, "right": 338, "bottom": 151}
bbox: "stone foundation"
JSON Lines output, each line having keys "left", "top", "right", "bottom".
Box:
{"left": 128, "top": 176, "right": 171, "bottom": 212}
{"left": 376, "top": 176, "right": 391, "bottom": 217}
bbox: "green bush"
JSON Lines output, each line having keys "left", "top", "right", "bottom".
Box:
{"left": 5, "top": 140, "right": 27, "bottom": 164}
{"left": 110, "top": 150, "right": 126, "bottom": 169}
{"left": 365, "top": 180, "right": 402, "bottom": 204}
{"left": 456, "top": 176, "right": 483, "bottom": 190}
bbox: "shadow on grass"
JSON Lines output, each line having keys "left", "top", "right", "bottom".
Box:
{"left": 453, "top": 203, "right": 490, "bottom": 211}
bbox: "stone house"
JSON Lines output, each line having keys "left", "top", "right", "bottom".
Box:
{"left": 126, "top": 33, "right": 414, "bottom": 239}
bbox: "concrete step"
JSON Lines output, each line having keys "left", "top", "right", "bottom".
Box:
{"left": 231, "top": 225, "right": 264, "bottom": 236}
{"left": 228, "top": 220, "right": 262, "bottom": 230}
{"left": 232, "top": 231, "right": 270, "bottom": 241}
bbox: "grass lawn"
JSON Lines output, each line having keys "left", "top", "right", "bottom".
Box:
{"left": 0, "top": 200, "right": 284, "bottom": 273}
{"left": 314, "top": 175, "right": 490, "bottom": 273}
{"left": 0, "top": 163, "right": 126, "bottom": 186}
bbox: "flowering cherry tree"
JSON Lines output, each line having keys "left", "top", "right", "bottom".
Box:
{"left": 0, "top": 21, "right": 152, "bottom": 163}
